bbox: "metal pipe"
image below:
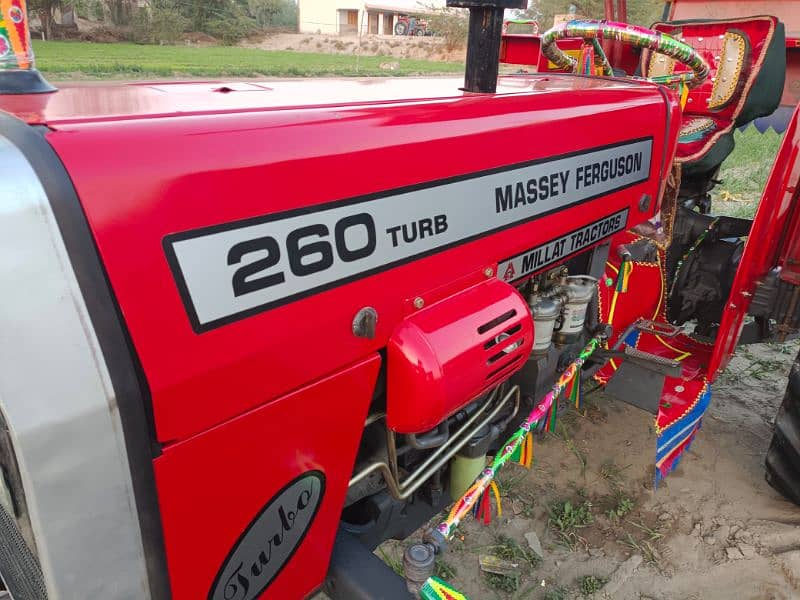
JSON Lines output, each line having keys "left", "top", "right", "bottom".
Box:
{"left": 447, "top": 0, "right": 526, "bottom": 93}
{"left": 364, "top": 412, "right": 385, "bottom": 427}
{"left": 617, "top": 0, "right": 627, "bottom": 23}
{"left": 348, "top": 387, "right": 519, "bottom": 500}
{"left": 407, "top": 422, "right": 449, "bottom": 450}
{"left": 462, "top": 6, "right": 505, "bottom": 93}
{"left": 386, "top": 427, "right": 400, "bottom": 484}
{"left": 400, "top": 387, "right": 499, "bottom": 489}
{"left": 604, "top": 0, "right": 615, "bottom": 20}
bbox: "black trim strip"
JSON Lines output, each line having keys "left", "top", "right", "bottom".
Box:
{"left": 655, "top": 82, "right": 674, "bottom": 183}
{"left": 0, "top": 113, "right": 172, "bottom": 599}
{"left": 164, "top": 136, "right": 654, "bottom": 333}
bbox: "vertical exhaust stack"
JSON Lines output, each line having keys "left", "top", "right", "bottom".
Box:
{"left": 0, "top": 0, "right": 55, "bottom": 94}
{"left": 447, "top": 0, "right": 526, "bottom": 93}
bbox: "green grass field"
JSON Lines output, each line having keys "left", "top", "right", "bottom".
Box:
{"left": 33, "top": 40, "right": 463, "bottom": 79}
{"left": 712, "top": 127, "right": 784, "bottom": 218}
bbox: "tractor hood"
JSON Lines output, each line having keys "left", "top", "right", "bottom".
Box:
{"left": 0, "top": 74, "right": 681, "bottom": 445}
{"left": 2, "top": 74, "right": 664, "bottom": 126}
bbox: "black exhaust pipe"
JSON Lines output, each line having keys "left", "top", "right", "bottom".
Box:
{"left": 447, "top": 0, "right": 527, "bottom": 93}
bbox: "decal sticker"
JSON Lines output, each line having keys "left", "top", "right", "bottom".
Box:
{"left": 498, "top": 208, "right": 629, "bottom": 282}
{"left": 208, "top": 471, "right": 325, "bottom": 600}
{"left": 165, "top": 138, "right": 652, "bottom": 331}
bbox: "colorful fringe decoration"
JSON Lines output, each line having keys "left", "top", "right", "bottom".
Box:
{"left": 510, "top": 431, "right": 534, "bottom": 468}
{"left": 577, "top": 43, "right": 595, "bottom": 76}
{"left": 656, "top": 379, "right": 713, "bottom": 483}
{"left": 616, "top": 255, "right": 633, "bottom": 293}
{"left": 545, "top": 398, "right": 558, "bottom": 432}
{"left": 471, "top": 480, "right": 502, "bottom": 524}
{"left": 434, "top": 336, "right": 602, "bottom": 541}
{"left": 678, "top": 78, "right": 690, "bottom": 110}
{"left": 566, "top": 372, "right": 583, "bottom": 411}
{"left": 0, "top": 0, "right": 33, "bottom": 70}
{"left": 420, "top": 576, "right": 469, "bottom": 600}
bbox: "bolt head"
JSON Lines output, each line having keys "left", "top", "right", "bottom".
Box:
{"left": 484, "top": 267, "right": 494, "bottom": 277}
{"left": 352, "top": 307, "right": 378, "bottom": 339}
{"left": 413, "top": 297, "right": 425, "bottom": 309}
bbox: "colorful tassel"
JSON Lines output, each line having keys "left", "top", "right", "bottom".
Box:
{"left": 576, "top": 43, "right": 595, "bottom": 76}
{"left": 420, "top": 576, "right": 469, "bottom": 600}
{"left": 434, "top": 337, "right": 603, "bottom": 542}
{"left": 472, "top": 480, "right": 502, "bottom": 524}
{"left": 568, "top": 372, "right": 583, "bottom": 411}
{"left": 678, "top": 78, "right": 690, "bottom": 109}
{"left": 616, "top": 255, "right": 633, "bottom": 293}
{"left": 510, "top": 431, "right": 534, "bottom": 468}
{"left": 545, "top": 397, "right": 558, "bottom": 432}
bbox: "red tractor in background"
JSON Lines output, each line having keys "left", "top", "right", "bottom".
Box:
{"left": 394, "top": 15, "right": 431, "bottom": 37}
{"left": 1, "top": 0, "right": 800, "bottom": 599}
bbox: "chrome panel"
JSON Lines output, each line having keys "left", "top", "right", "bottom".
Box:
{"left": 0, "top": 135, "right": 151, "bottom": 599}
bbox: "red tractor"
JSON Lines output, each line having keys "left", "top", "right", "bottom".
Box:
{"left": 394, "top": 15, "right": 430, "bottom": 37}
{"left": 0, "top": 0, "right": 799, "bottom": 599}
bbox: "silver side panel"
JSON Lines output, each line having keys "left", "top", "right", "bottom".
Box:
{"left": 0, "top": 135, "right": 151, "bottom": 599}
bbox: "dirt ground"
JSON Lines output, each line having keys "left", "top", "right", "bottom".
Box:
{"left": 243, "top": 32, "right": 465, "bottom": 63}
{"left": 379, "top": 340, "right": 800, "bottom": 599}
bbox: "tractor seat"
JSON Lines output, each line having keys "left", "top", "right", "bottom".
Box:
{"left": 646, "top": 17, "right": 785, "bottom": 176}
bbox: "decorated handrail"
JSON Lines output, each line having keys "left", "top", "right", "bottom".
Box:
{"left": 541, "top": 19, "right": 710, "bottom": 89}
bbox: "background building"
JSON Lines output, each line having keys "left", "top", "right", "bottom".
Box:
{"left": 298, "top": 1, "right": 430, "bottom": 36}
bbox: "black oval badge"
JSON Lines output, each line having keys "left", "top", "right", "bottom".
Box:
{"left": 208, "top": 471, "right": 325, "bottom": 600}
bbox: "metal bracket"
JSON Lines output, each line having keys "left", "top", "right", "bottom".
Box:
{"left": 604, "top": 359, "right": 667, "bottom": 414}
{"left": 596, "top": 345, "right": 682, "bottom": 378}
{"left": 601, "top": 321, "right": 684, "bottom": 414}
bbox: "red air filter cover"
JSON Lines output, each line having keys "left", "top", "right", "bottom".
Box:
{"left": 386, "top": 278, "right": 533, "bottom": 434}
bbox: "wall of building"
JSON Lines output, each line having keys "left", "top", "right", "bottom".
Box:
{"left": 298, "top": 0, "right": 366, "bottom": 35}
{"left": 298, "top": 0, "right": 400, "bottom": 36}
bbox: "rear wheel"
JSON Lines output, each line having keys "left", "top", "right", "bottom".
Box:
{"left": 395, "top": 22, "right": 407, "bottom": 35}
{"left": 766, "top": 350, "right": 800, "bottom": 504}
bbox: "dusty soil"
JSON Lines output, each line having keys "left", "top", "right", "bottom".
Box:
{"left": 380, "top": 340, "right": 800, "bottom": 599}
{"left": 243, "top": 33, "right": 465, "bottom": 63}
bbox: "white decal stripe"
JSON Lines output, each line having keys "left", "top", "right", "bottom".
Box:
{"left": 497, "top": 209, "right": 629, "bottom": 282}
{"left": 167, "top": 138, "right": 652, "bottom": 330}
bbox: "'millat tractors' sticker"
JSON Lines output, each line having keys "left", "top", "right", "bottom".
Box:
{"left": 498, "top": 208, "right": 629, "bottom": 283}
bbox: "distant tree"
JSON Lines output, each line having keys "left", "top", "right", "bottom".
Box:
{"left": 245, "top": 0, "right": 280, "bottom": 27}
{"left": 419, "top": 3, "right": 468, "bottom": 51}
{"left": 240, "top": 0, "right": 297, "bottom": 28}
{"left": 28, "top": 0, "right": 63, "bottom": 39}
{"left": 107, "top": 0, "right": 133, "bottom": 25}
{"left": 269, "top": 0, "right": 297, "bottom": 28}
{"left": 132, "top": 0, "right": 189, "bottom": 44}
